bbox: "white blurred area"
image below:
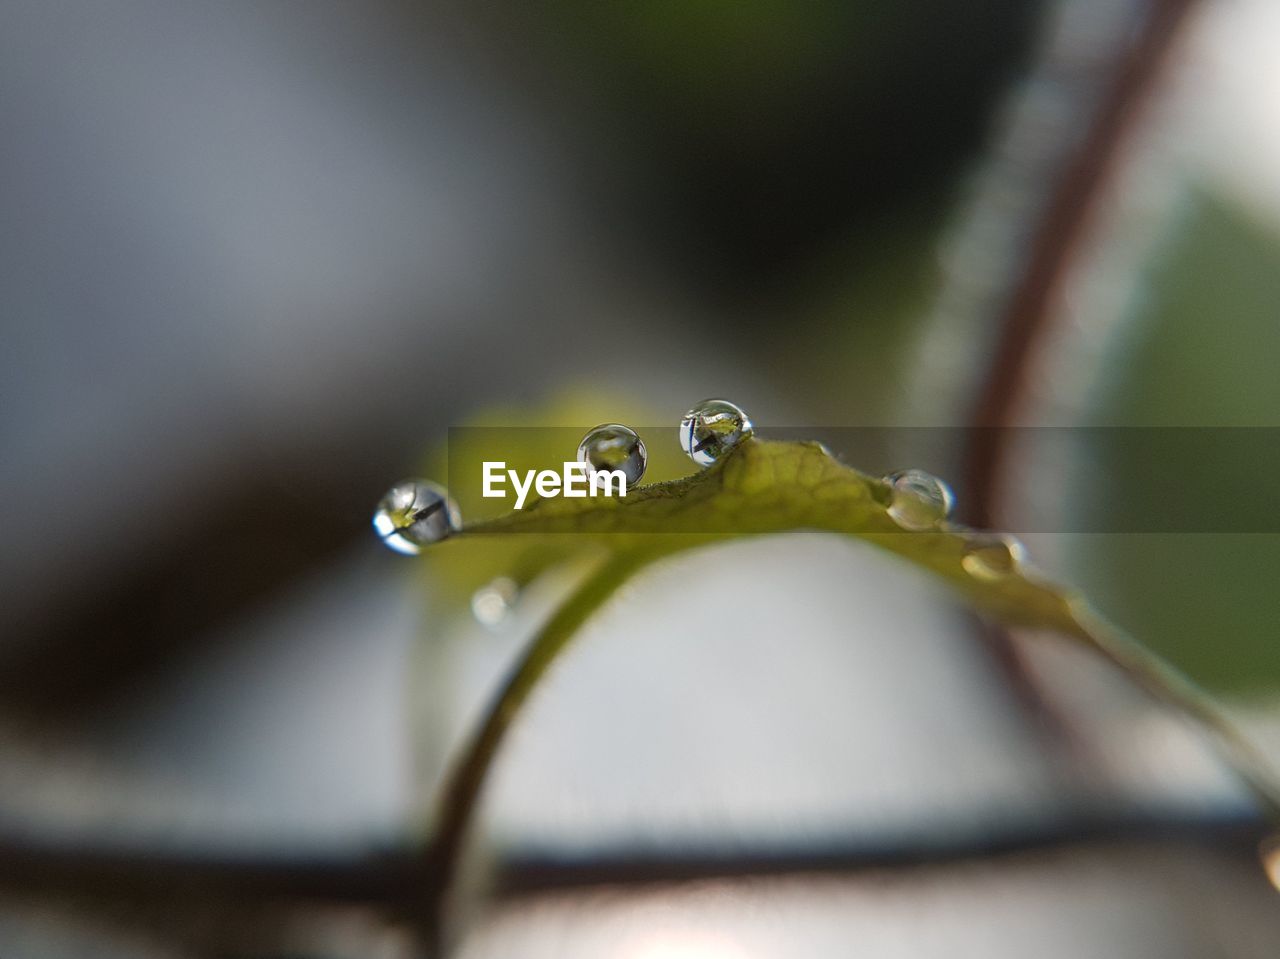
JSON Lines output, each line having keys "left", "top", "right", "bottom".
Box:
{"left": 1183, "top": 0, "right": 1280, "bottom": 223}
{"left": 457, "top": 840, "right": 1279, "bottom": 959}
{"left": 0, "top": 530, "right": 1257, "bottom": 859}
{"left": 463, "top": 536, "right": 1247, "bottom": 858}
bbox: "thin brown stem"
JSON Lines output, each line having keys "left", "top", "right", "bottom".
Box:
{"left": 962, "top": 0, "right": 1202, "bottom": 528}
{"left": 956, "top": 0, "right": 1204, "bottom": 756}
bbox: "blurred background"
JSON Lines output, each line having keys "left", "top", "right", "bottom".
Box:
{"left": 2, "top": 0, "right": 1279, "bottom": 956}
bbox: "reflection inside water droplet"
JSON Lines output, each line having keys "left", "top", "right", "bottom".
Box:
{"left": 372, "top": 479, "right": 460, "bottom": 555}
{"left": 471, "top": 576, "right": 519, "bottom": 629}
{"left": 882, "top": 468, "right": 955, "bottom": 530}
{"left": 961, "top": 532, "right": 1026, "bottom": 579}
{"left": 679, "top": 398, "right": 754, "bottom": 466}
{"left": 577, "top": 424, "right": 647, "bottom": 488}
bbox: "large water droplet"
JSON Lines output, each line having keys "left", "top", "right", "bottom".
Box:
{"left": 882, "top": 468, "right": 955, "bottom": 530}
{"left": 961, "top": 532, "right": 1026, "bottom": 580}
{"left": 679, "top": 399, "right": 754, "bottom": 466}
{"left": 471, "top": 576, "right": 519, "bottom": 629}
{"left": 372, "top": 479, "right": 460, "bottom": 555}
{"left": 577, "top": 424, "right": 647, "bottom": 488}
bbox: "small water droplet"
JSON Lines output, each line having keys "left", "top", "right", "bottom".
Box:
{"left": 1261, "top": 836, "right": 1280, "bottom": 894}
{"left": 577, "top": 424, "right": 647, "bottom": 488}
{"left": 372, "top": 479, "right": 460, "bottom": 555}
{"left": 961, "top": 532, "right": 1026, "bottom": 580}
{"left": 882, "top": 468, "right": 955, "bottom": 530}
{"left": 471, "top": 576, "right": 520, "bottom": 629}
{"left": 679, "top": 399, "right": 754, "bottom": 466}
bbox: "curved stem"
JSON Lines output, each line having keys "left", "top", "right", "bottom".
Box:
{"left": 955, "top": 0, "right": 1204, "bottom": 760}
{"left": 1069, "top": 603, "right": 1280, "bottom": 821}
{"left": 963, "top": 0, "right": 1202, "bottom": 527}
{"left": 423, "top": 549, "right": 656, "bottom": 944}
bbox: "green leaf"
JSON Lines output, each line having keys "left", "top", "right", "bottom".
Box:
{"left": 462, "top": 438, "right": 1080, "bottom": 630}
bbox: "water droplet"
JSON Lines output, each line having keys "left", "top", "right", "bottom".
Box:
{"left": 1260, "top": 836, "right": 1280, "bottom": 894}
{"left": 471, "top": 576, "right": 520, "bottom": 629}
{"left": 372, "top": 479, "right": 460, "bottom": 555}
{"left": 882, "top": 468, "right": 955, "bottom": 530}
{"left": 577, "top": 424, "right": 647, "bottom": 488}
{"left": 961, "top": 532, "right": 1027, "bottom": 580}
{"left": 679, "top": 399, "right": 754, "bottom": 466}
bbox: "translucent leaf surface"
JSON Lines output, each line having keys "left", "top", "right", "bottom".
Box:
{"left": 461, "top": 438, "right": 1081, "bottom": 631}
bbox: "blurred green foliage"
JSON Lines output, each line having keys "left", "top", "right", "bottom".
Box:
{"left": 1076, "top": 193, "right": 1280, "bottom": 694}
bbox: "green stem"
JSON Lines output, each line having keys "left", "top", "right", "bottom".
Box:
{"left": 424, "top": 549, "right": 656, "bottom": 940}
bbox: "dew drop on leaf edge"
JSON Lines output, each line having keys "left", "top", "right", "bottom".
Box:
{"left": 577, "top": 423, "right": 648, "bottom": 488}
{"left": 679, "top": 398, "right": 754, "bottom": 466}
{"left": 882, "top": 468, "right": 955, "bottom": 531}
{"left": 372, "top": 479, "right": 460, "bottom": 555}
{"left": 961, "top": 532, "right": 1026, "bottom": 580}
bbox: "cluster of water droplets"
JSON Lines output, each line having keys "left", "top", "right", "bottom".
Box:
{"left": 371, "top": 401, "right": 1035, "bottom": 593}
{"left": 372, "top": 401, "right": 758, "bottom": 560}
